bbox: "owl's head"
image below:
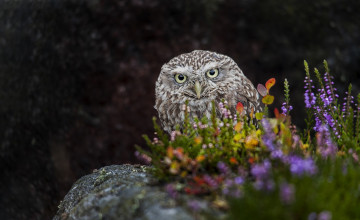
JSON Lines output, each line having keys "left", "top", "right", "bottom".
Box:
{"left": 157, "top": 50, "right": 246, "bottom": 104}
{"left": 155, "top": 50, "right": 259, "bottom": 133}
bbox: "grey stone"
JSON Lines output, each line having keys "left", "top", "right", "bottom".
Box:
{"left": 53, "top": 164, "right": 224, "bottom": 220}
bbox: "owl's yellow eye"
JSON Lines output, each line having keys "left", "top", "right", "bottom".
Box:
{"left": 206, "top": 68, "right": 219, "bottom": 78}
{"left": 174, "top": 73, "right": 187, "bottom": 83}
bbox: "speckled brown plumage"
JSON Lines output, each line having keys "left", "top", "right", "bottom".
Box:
{"left": 155, "top": 50, "right": 262, "bottom": 133}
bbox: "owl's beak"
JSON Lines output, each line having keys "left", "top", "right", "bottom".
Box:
{"left": 194, "top": 81, "right": 202, "bottom": 99}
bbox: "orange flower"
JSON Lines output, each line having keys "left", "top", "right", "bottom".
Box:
{"left": 274, "top": 108, "right": 280, "bottom": 118}
{"left": 234, "top": 122, "right": 242, "bottom": 132}
{"left": 193, "top": 176, "right": 206, "bottom": 185}
{"left": 229, "top": 157, "right": 238, "bottom": 164}
{"left": 167, "top": 146, "right": 174, "bottom": 159}
{"left": 236, "top": 102, "right": 244, "bottom": 114}
{"left": 265, "top": 78, "right": 276, "bottom": 91}
{"left": 173, "top": 147, "right": 184, "bottom": 160}
{"left": 196, "top": 155, "right": 206, "bottom": 162}
{"left": 250, "top": 107, "right": 254, "bottom": 119}
{"left": 248, "top": 157, "right": 255, "bottom": 164}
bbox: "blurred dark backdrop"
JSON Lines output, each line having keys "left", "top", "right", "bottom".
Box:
{"left": 0, "top": 0, "right": 359, "bottom": 219}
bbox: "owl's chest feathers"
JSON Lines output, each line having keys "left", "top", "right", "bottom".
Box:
{"left": 187, "top": 100, "right": 215, "bottom": 121}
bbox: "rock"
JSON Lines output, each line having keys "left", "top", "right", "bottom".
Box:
{"left": 53, "top": 164, "right": 224, "bottom": 220}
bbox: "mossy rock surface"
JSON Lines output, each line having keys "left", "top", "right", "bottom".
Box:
{"left": 53, "top": 164, "right": 223, "bottom": 220}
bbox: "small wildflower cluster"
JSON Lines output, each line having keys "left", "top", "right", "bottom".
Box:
{"left": 136, "top": 63, "right": 360, "bottom": 219}
{"left": 303, "top": 61, "right": 360, "bottom": 149}
{"left": 304, "top": 61, "right": 339, "bottom": 134}
{"left": 281, "top": 79, "right": 293, "bottom": 115}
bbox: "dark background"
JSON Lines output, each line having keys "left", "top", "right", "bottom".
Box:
{"left": 1, "top": 0, "right": 359, "bottom": 219}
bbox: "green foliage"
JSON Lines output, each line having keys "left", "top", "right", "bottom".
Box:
{"left": 283, "top": 78, "right": 290, "bottom": 105}
{"left": 228, "top": 159, "right": 360, "bottom": 220}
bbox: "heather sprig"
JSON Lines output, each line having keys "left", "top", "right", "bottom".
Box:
{"left": 313, "top": 66, "right": 339, "bottom": 134}
{"left": 303, "top": 61, "right": 316, "bottom": 141}
{"left": 281, "top": 78, "right": 293, "bottom": 116}
{"left": 356, "top": 94, "right": 360, "bottom": 145}
{"left": 303, "top": 61, "right": 360, "bottom": 149}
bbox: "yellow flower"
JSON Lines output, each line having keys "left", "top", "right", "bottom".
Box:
{"left": 337, "top": 151, "right": 345, "bottom": 157}
{"left": 194, "top": 136, "right": 203, "bottom": 145}
{"left": 180, "top": 171, "right": 188, "bottom": 177}
{"left": 212, "top": 198, "right": 229, "bottom": 210}
{"left": 234, "top": 122, "right": 242, "bottom": 132}
{"left": 233, "top": 133, "right": 243, "bottom": 142}
{"left": 169, "top": 161, "right": 180, "bottom": 174}
{"left": 255, "top": 129, "right": 262, "bottom": 137}
{"left": 196, "top": 155, "right": 205, "bottom": 162}
{"left": 245, "top": 134, "right": 259, "bottom": 150}
{"left": 301, "top": 143, "right": 309, "bottom": 150}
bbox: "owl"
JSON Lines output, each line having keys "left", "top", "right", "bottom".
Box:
{"left": 155, "top": 50, "right": 262, "bottom": 133}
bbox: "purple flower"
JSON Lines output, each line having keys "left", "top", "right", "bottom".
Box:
{"left": 271, "top": 149, "right": 284, "bottom": 160}
{"left": 170, "top": 130, "right": 181, "bottom": 141}
{"left": 165, "top": 184, "right": 177, "bottom": 199}
{"left": 292, "top": 134, "right": 300, "bottom": 148}
{"left": 318, "top": 211, "right": 332, "bottom": 220}
{"left": 279, "top": 182, "right": 295, "bottom": 204}
{"left": 251, "top": 159, "right": 271, "bottom": 180}
{"left": 286, "top": 155, "right": 317, "bottom": 176}
{"left": 317, "top": 125, "right": 337, "bottom": 159}
{"left": 250, "top": 160, "right": 275, "bottom": 191}
{"left": 342, "top": 92, "right": 355, "bottom": 118}
{"left": 319, "top": 89, "right": 332, "bottom": 107}
{"left": 281, "top": 102, "right": 293, "bottom": 115}
{"left": 261, "top": 119, "right": 277, "bottom": 151}
{"left": 261, "top": 119, "right": 286, "bottom": 161}
{"left": 264, "top": 179, "right": 275, "bottom": 191}
{"left": 203, "top": 175, "right": 219, "bottom": 189}
{"left": 232, "top": 189, "right": 242, "bottom": 198}
{"left": 304, "top": 93, "right": 311, "bottom": 108}
{"left": 314, "top": 115, "right": 322, "bottom": 132}
{"left": 253, "top": 179, "right": 275, "bottom": 191}
{"left": 134, "top": 151, "right": 152, "bottom": 164}
{"left": 222, "top": 179, "right": 233, "bottom": 195}
{"left": 308, "top": 212, "right": 317, "bottom": 220}
{"left": 304, "top": 71, "right": 341, "bottom": 135}
{"left": 217, "top": 161, "right": 230, "bottom": 175}
{"left": 304, "top": 77, "right": 316, "bottom": 108}
{"left": 187, "top": 200, "right": 202, "bottom": 212}
{"left": 234, "top": 176, "right": 244, "bottom": 185}
{"left": 222, "top": 177, "right": 244, "bottom": 197}
{"left": 218, "top": 102, "right": 231, "bottom": 118}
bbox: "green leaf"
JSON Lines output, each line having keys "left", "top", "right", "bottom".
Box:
{"left": 255, "top": 112, "right": 264, "bottom": 120}
{"left": 262, "top": 95, "right": 274, "bottom": 105}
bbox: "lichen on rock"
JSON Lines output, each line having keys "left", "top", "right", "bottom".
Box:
{"left": 53, "top": 164, "right": 224, "bottom": 220}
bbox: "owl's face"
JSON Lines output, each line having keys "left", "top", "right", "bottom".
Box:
{"left": 157, "top": 50, "right": 245, "bottom": 105}
{"left": 155, "top": 50, "right": 259, "bottom": 133}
